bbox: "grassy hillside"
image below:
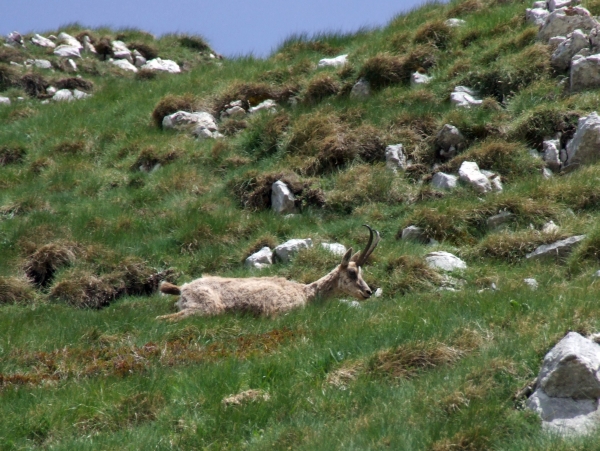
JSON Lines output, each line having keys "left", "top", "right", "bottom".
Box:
{"left": 3, "top": 0, "right": 600, "bottom": 448}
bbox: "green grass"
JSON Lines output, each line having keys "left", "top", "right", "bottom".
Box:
{"left": 3, "top": 1, "right": 600, "bottom": 449}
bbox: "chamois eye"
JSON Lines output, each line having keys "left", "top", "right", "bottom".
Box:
{"left": 348, "top": 270, "right": 358, "bottom": 280}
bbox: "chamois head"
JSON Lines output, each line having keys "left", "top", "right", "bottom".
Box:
{"left": 336, "top": 225, "right": 381, "bottom": 300}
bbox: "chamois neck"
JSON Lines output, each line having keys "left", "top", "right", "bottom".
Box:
{"left": 304, "top": 268, "right": 340, "bottom": 301}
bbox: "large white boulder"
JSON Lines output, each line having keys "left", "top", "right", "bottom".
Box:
{"left": 570, "top": 53, "right": 600, "bottom": 91}
{"left": 527, "top": 332, "right": 600, "bottom": 436}
{"left": 317, "top": 54, "right": 348, "bottom": 68}
{"left": 31, "top": 34, "right": 55, "bottom": 48}
{"left": 245, "top": 247, "right": 273, "bottom": 269}
{"left": 431, "top": 172, "right": 458, "bottom": 190}
{"left": 564, "top": 112, "right": 600, "bottom": 167}
{"left": 0, "top": 96, "right": 11, "bottom": 106}
{"left": 271, "top": 181, "right": 298, "bottom": 214}
{"left": 450, "top": 86, "right": 482, "bottom": 108}
{"left": 111, "top": 40, "right": 132, "bottom": 63}
{"left": 526, "top": 235, "right": 586, "bottom": 260}
{"left": 57, "top": 32, "right": 82, "bottom": 49}
{"left": 274, "top": 238, "right": 313, "bottom": 263}
{"left": 320, "top": 243, "right": 347, "bottom": 256}
{"left": 551, "top": 29, "right": 589, "bottom": 71}
{"left": 538, "top": 7, "right": 598, "bottom": 43}
{"left": 142, "top": 58, "right": 181, "bottom": 73}
{"left": 53, "top": 45, "right": 81, "bottom": 58}
{"left": 411, "top": 72, "right": 432, "bottom": 86}
{"left": 459, "top": 161, "right": 492, "bottom": 193}
{"left": 162, "top": 111, "right": 220, "bottom": 139}
{"left": 425, "top": 251, "right": 467, "bottom": 271}
{"left": 385, "top": 144, "right": 407, "bottom": 173}
{"left": 52, "top": 89, "right": 75, "bottom": 102}
{"left": 527, "top": 8, "right": 550, "bottom": 26}
{"left": 110, "top": 58, "right": 138, "bottom": 73}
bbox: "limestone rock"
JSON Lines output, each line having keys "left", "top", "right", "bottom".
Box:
{"left": 549, "top": 0, "right": 581, "bottom": 10}
{"left": 54, "top": 45, "right": 81, "bottom": 58}
{"left": 317, "top": 54, "right": 348, "bottom": 68}
{"left": 248, "top": 99, "right": 277, "bottom": 114}
{"left": 52, "top": 89, "right": 74, "bottom": 102}
{"left": 82, "top": 36, "right": 96, "bottom": 54}
{"left": 385, "top": 144, "right": 407, "bottom": 172}
{"left": 274, "top": 238, "right": 313, "bottom": 263}
{"left": 527, "top": 8, "right": 550, "bottom": 26}
{"left": 142, "top": 58, "right": 181, "bottom": 73}
{"left": 445, "top": 18, "right": 466, "bottom": 27}
{"left": 551, "top": 29, "right": 589, "bottom": 70}
{"left": 401, "top": 226, "right": 428, "bottom": 243}
{"left": 487, "top": 211, "right": 515, "bottom": 231}
{"left": 57, "top": 32, "right": 82, "bottom": 49}
{"left": 543, "top": 139, "right": 562, "bottom": 171}
{"left": 163, "top": 111, "right": 219, "bottom": 136}
{"left": 0, "top": 96, "right": 11, "bottom": 105}
{"left": 31, "top": 34, "right": 55, "bottom": 48}
{"left": 524, "top": 278, "right": 539, "bottom": 290}
{"left": 320, "top": 243, "right": 347, "bottom": 256}
{"left": 134, "top": 52, "right": 146, "bottom": 67}
{"left": 481, "top": 170, "right": 503, "bottom": 192}
{"left": 73, "top": 89, "right": 91, "bottom": 100}
{"left": 451, "top": 86, "right": 482, "bottom": 108}
{"left": 66, "top": 59, "right": 77, "bottom": 72}
{"left": 538, "top": 7, "right": 598, "bottom": 43}
{"left": 526, "top": 235, "right": 586, "bottom": 260}
{"left": 411, "top": 72, "right": 432, "bottom": 86}
{"left": 6, "top": 31, "right": 24, "bottom": 47}
{"left": 111, "top": 41, "right": 132, "bottom": 63}
{"left": 110, "top": 58, "right": 138, "bottom": 73}
{"left": 271, "top": 180, "right": 298, "bottom": 214}
{"left": 350, "top": 78, "right": 371, "bottom": 99}
{"left": 431, "top": 172, "right": 458, "bottom": 190}
{"left": 25, "top": 59, "right": 52, "bottom": 69}
{"left": 459, "top": 161, "right": 492, "bottom": 193}
{"left": 245, "top": 247, "right": 273, "bottom": 269}
{"left": 436, "top": 124, "right": 466, "bottom": 159}
{"left": 565, "top": 112, "right": 600, "bottom": 167}
{"left": 533, "top": 1, "right": 547, "bottom": 7}
{"left": 425, "top": 251, "right": 467, "bottom": 271}
{"left": 542, "top": 220, "right": 560, "bottom": 233}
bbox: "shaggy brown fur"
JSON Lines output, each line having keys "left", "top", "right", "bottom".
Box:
{"left": 157, "top": 226, "right": 380, "bottom": 321}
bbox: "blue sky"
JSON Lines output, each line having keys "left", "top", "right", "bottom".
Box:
{"left": 1, "top": 0, "right": 432, "bottom": 57}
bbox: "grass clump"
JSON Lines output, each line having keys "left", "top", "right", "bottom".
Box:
{"left": 302, "top": 73, "right": 340, "bottom": 104}
{"left": 19, "top": 73, "right": 50, "bottom": 98}
{"left": 473, "top": 229, "right": 568, "bottom": 263}
{"left": 178, "top": 34, "right": 210, "bottom": 52}
{"left": 238, "top": 111, "right": 290, "bottom": 158}
{"left": 0, "top": 144, "right": 26, "bottom": 165}
{"left": 54, "top": 77, "right": 94, "bottom": 92}
{"left": 151, "top": 94, "right": 199, "bottom": 127}
{"left": 131, "top": 146, "right": 180, "bottom": 171}
{"left": 414, "top": 20, "right": 454, "bottom": 49}
{"left": 0, "top": 277, "right": 34, "bottom": 304}
{"left": 511, "top": 106, "right": 580, "bottom": 150}
{"left": 385, "top": 255, "right": 442, "bottom": 294}
{"left": 128, "top": 42, "right": 159, "bottom": 59}
{"left": 24, "top": 242, "right": 77, "bottom": 287}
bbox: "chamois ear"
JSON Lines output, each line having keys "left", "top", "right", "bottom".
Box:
{"left": 340, "top": 247, "right": 353, "bottom": 268}
{"left": 350, "top": 251, "right": 361, "bottom": 263}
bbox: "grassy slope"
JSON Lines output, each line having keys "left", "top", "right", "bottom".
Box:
{"left": 3, "top": 0, "right": 600, "bottom": 449}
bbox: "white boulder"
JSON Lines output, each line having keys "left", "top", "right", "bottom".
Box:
{"left": 317, "top": 54, "right": 348, "bottom": 68}
{"left": 248, "top": 99, "right": 277, "bottom": 114}
{"left": 110, "top": 58, "right": 138, "bottom": 73}
{"left": 66, "top": 59, "right": 77, "bottom": 72}
{"left": 524, "top": 278, "right": 539, "bottom": 290}
{"left": 551, "top": 29, "right": 589, "bottom": 71}
{"left": 542, "top": 220, "right": 560, "bottom": 234}
{"left": 142, "top": 58, "right": 181, "bottom": 74}
{"left": 73, "top": 89, "right": 91, "bottom": 100}
{"left": 271, "top": 180, "right": 298, "bottom": 214}
{"left": 549, "top": 0, "right": 581, "bottom": 11}
{"left": 53, "top": 45, "right": 81, "bottom": 58}
{"left": 320, "top": 243, "right": 347, "bottom": 256}
{"left": 538, "top": 7, "right": 598, "bottom": 43}
{"left": 52, "top": 89, "right": 74, "bottom": 102}
{"left": 431, "top": 172, "right": 458, "bottom": 190}
{"left": 459, "top": 161, "right": 492, "bottom": 193}
{"left": 274, "top": 238, "right": 313, "bottom": 263}
{"left": 411, "top": 72, "right": 432, "bottom": 86}
{"left": 245, "top": 247, "right": 273, "bottom": 269}
{"left": 57, "top": 32, "right": 82, "bottom": 49}
{"left": 564, "top": 112, "right": 600, "bottom": 167}
{"left": 451, "top": 86, "right": 482, "bottom": 108}
{"left": 111, "top": 40, "right": 132, "bottom": 63}
{"left": 350, "top": 78, "right": 371, "bottom": 99}
{"left": 385, "top": 144, "right": 407, "bottom": 173}
{"left": 6, "top": 31, "right": 24, "bottom": 47}
{"left": 82, "top": 36, "right": 96, "bottom": 54}
{"left": 570, "top": 54, "right": 600, "bottom": 92}
{"left": 163, "top": 111, "right": 220, "bottom": 139}
{"left": 31, "top": 34, "right": 55, "bottom": 48}
{"left": 527, "top": 8, "right": 550, "bottom": 26}
{"left": 425, "top": 251, "right": 467, "bottom": 271}
{"left": 0, "top": 96, "right": 11, "bottom": 105}
{"left": 445, "top": 18, "right": 466, "bottom": 27}
{"left": 543, "top": 139, "right": 562, "bottom": 171}
{"left": 526, "top": 235, "right": 586, "bottom": 260}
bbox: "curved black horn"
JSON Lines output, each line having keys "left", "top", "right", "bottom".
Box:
{"left": 357, "top": 224, "right": 380, "bottom": 266}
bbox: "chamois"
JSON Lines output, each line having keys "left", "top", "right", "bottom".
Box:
{"left": 157, "top": 225, "right": 380, "bottom": 321}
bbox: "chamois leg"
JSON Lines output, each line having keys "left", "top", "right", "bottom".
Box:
{"left": 156, "top": 309, "right": 200, "bottom": 322}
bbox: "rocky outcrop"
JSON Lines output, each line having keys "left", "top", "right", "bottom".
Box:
{"left": 245, "top": 247, "right": 273, "bottom": 269}
{"left": 570, "top": 53, "right": 600, "bottom": 91}
{"left": 54, "top": 45, "right": 81, "bottom": 58}
{"left": 274, "top": 238, "right": 313, "bottom": 263}
{"left": 459, "top": 161, "right": 501, "bottom": 194}
{"left": 57, "top": 32, "right": 82, "bottom": 49}
{"left": 564, "top": 112, "right": 600, "bottom": 167}
{"left": 162, "top": 111, "right": 221, "bottom": 139}
{"left": 31, "top": 34, "right": 55, "bottom": 48}
{"left": 112, "top": 40, "right": 132, "bottom": 63}
{"left": 431, "top": 172, "right": 458, "bottom": 190}
{"left": 538, "top": 7, "right": 598, "bottom": 43}
{"left": 527, "top": 332, "right": 600, "bottom": 436}
{"left": 271, "top": 181, "right": 298, "bottom": 214}
{"left": 526, "top": 235, "right": 586, "bottom": 260}
{"left": 318, "top": 54, "right": 348, "bottom": 68}
{"left": 551, "top": 29, "right": 589, "bottom": 71}
{"left": 527, "top": 8, "right": 550, "bottom": 26}
{"left": 425, "top": 251, "right": 467, "bottom": 271}
{"left": 111, "top": 59, "right": 138, "bottom": 72}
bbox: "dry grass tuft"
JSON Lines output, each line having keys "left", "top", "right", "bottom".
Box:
{"left": 302, "top": 74, "right": 340, "bottom": 104}
{"left": 24, "top": 242, "right": 77, "bottom": 287}
{"left": 326, "top": 360, "right": 365, "bottom": 389}
{"left": 0, "top": 46, "right": 24, "bottom": 63}
{"left": 52, "top": 140, "right": 88, "bottom": 155}
{"left": 511, "top": 107, "right": 579, "bottom": 150}
{"left": 213, "top": 82, "right": 298, "bottom": 115}
{"left": 55, "top": 77, "right": 94, "bottom": 92}
{"left": 131, "top": 146, "right": 180, "bottom": 171}
{"left": 473, "top": 229, "right": 568, "bottom": 263}
{"left": 414, "top": 20, "right": 454, "bottom": 49}
{"left": 385, "top": 255, "right": 442, "bottom": 295}
{"left": 429, "top": 427, "right": 490, "bottom": 451}
{"left": 19, "top": 73, "right": 50, "bottom": 98}
{"left": 0, "top": 145, "right": 26, "bottom": 165}
{"left": 128, "top": 42, "right": 158, "bottom": 59}
{"left": 94, "top": 37, "right": 113, "bottom": 60}
{"left": 49, "top": 269, "right": 118, "bottom": 309}
{"left": 222, "top": 389, "right": 270, "bottom": 407}
{"left": 446, "top": 0, "right": 483, "bottom": 16}
{"left": 221, "top": 119, "right": 248, "bottom": 136}
{"left": 369, "top": 340, "right": 463, "bottom": 379}
{"left": 0, "top": 276, "right": 35, "bottom": 304}
{"left": 151, "top": 94, "right": 200, "bottom": 127}
{"left": 178, "top": 34, "right": 210, "bottom": 52}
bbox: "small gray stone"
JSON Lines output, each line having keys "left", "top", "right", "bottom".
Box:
{"left": 526, "top": 235, "right": 586, "bottom": 260}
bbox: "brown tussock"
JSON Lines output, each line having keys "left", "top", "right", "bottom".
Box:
{"left": 222, "top": 389, "right": 270, "bottom": 407}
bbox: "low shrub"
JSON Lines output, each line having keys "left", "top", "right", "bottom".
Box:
{"left": 55, "top": 77, "right": 94, "bottom": 92}
{"left": 414, "top": 20, "right": 454, "bottom": 49}
{"left": 302, "top": 74, "right": 340, "bottom": 104}
{"left": 24, "top": 242, "right": 77, "bottom": 287}
{"left": 178, "top": 34, "right": 210, "bottom": 52}
{"left": 0, "top": 276, "right": 34, "bottom": 304}
{"left": 128, "top": 42, "right": 159, "bottom": 59}
{"left": 131, "top": 146, "right": 180, "bottom": 171}
{"left": 0, "top": 145, "right": 26, "bottom": 165}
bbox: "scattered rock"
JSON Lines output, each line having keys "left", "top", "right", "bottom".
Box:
{"left": 436, "top": 124, "right": 466, "bottom": 159}
{"left": 538, "top": 7, "right": 598, "bottom": 43}
{"left": 317, "top": 54, "right": 348, "bottom": 68}
{"left": 53, "top": 45, "right": 81, "bottom": 58}
{"left": 31, "top": 34, "right": 55, "bottom": 48}
{"left": 431, "top": 172, "right": 458, "bottom": 190}
{"left": 133, "top": 50, "right": 146, "bottom": 67}
{"left": 374, "top": 287, "right": 383, "bottom": 297}
{"left": 350, "top": 78, "right": 371, "bottom": 99}
{"left": 73, "top": 89, "right": 91, "bottom": 100}
{"left": 411, "top": 72, "right": 432, "bottom": 86}
{"left": 385, "top": 144, "right": 407, "bottom": 173}
{"left": 425, "top": 251, "right": 467, "bottom": 271}
{"left": 57, "top": 32, "right": 82, "bottom": 49}
{"left": 527, "top": 332, "right": 600, "bottom": 436}
{"left": 112, "top": 40, "right": 132, "bottom": 63}
{"left": 459, "top": 161, "right": 492, "bottom": 193}
{"left": 401, "top": 226, "right": 428, "bottom": 244}
{"left": 533, "top": 1, "right": 547, "bottom": 8}
{"left": 66, "top": 58, "right": 77, "bottom": 72}
{"left": 274, "top": 238, "right": 313, "bottom": 263}
{"left": 320, "top": 243, "right": 347, "bottom": 256}
{"left": 162, "top": 111, "right": 220, "bottom": 139}
{"left": 527, "top": 8, "right": 551, "bottom": 26}
{"left": 52, "top": 89, "right": 75, "bottom": 102}
{"left": 526, "top": 235, "right": 586, "bottom": 260}
{"left": 222, "top": 389, "right": 270, "bottom": 406}
{"left": 542, "top": 220, "right": 560, "bottom": 234}
{"left": 487, "top": 211, "right": 515, "bottom": 231}
{"left": 524, "top": 278, "right": 539, "bottom": 290}
{"left": 27, "top": 59, "right": 52, "bottom": 69}
{"left": 451, "top": 86, "right": 482, "bottom": 108}
{"left": 551, "top": 29, "right": 589, "bottom": 71}
{"left": 543, "top": 139, "right": 562, "bottom": 171}
{"left": 82, "top": 36, "right": 96, "bottom": 54}
{"left": 0, "top": 96, "right": 11, "bottom": 106}
{"left": 245, "top": 247, "right": 273, "bottom": 269}
{"left": 481, "top": 169, "right": 503, "bottom": 192}
{"left": 142, "top": 58, "right": 181, "bottom": 73}
{"left": 248, "top": 99, "right": 277, "bottom": 114}
{"left": 47, "top": 86, "right": 57, "bottom": 95}
{"left": 271, "top": 180, "right": 298, "bottom": 215}
{"left": 6, "top": 31, "right": 24, "bottom": 47}
{"left": 445, "top": 18, "right": 466, "bottom": 27}
{"left": 339, "top": 299, "right": 362, "bottom": 308}
{"left": 564, "top": 112, "right": 600, "bottom": 168}
{"left": 110, "top": 58, "right": 138, "bottom": 73}
{"left": 549, "top": 0, "right": 581, "bottom": 11}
